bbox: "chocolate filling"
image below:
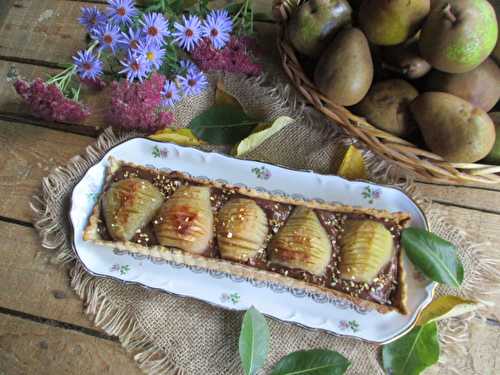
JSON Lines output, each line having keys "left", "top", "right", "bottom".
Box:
{"left": 96, "top": 165, "right": 403, "bottom": 306}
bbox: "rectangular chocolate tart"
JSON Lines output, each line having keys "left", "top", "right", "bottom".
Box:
{"left": 83, "top": 157, "right": 410, "bottom": 314}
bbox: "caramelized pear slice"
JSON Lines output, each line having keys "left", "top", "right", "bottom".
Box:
{"left": 154, "top": 186, "right": 214, "bottom": 254}
{"left": 269, "top": 206, "right": 332, "bottom": 276}
{"left": 339, "top": 220, "right": 394, "bottom": 283}
{"left": 102, "top": 178, "right": 164, "bottom": 241}
{"left": 217, "top": 198, "right": 268, "bottom": 262}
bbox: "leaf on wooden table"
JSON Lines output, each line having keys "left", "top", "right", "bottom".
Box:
{"left": 270, "top": 349, "right": 350, "bottom": 375}
{"left": 239, "top": 307, "right": 269, "bottom": 375}
{"left": 149, "top": 128, "right": 205, "bottom": 146}
{"left": 188, "top": 104, "right": 260, "bottom": 145}
{"left": 402, "top": 228, "right": 464, "bottom": 288}
{"left": 235, "top": 116, "right": 294, "bottom": 156}
{"left": 382, "top": 322, "right": 440, "bottom": 375}
{"left": 416, "top": 295, "right": 480, "bottom": 326}
{"left": 336, "top": 145, "right": 367, "bottom": 180}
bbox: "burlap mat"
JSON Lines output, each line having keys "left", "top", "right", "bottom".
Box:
{"left": 32, "top": 72, "right": 500, "bottom": 374}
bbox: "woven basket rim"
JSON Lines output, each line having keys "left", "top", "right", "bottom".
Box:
{"left": 272, "top": 0, "right": 500, "bottom": 185}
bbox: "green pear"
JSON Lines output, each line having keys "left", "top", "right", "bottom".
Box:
{"left": 410, "top": 92, "right": 496, "bottom": 163}
{"left": 354, "top": 79, "right": 419, "bottom": 137}
{"left": 419, "top": 0, "right": 498, "bottom": 73}
{"left": 287, "top": 0, "right": 352, "bottom": 57}
{"left": 359, "top": 0, "right": 430, "bottom": 46}
{"left": 314, "top": 28, "right": 374, "bottom": 106}
{"left": 425, "top": 58, "right": 500, "bottom": 112}
{"left": 484, "top": 112, "right": 500, "bottom": 164}
{"left": 488, "top": 0, "right": 500, "bottom": 64}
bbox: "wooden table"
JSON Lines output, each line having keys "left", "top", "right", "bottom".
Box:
{"left": 0, "top": 1, "right": 499, "bottom": 373}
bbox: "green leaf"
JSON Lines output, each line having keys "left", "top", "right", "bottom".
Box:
{"left": 239, "top": 307, "right": 269, "bottom": 375}
{"left": 383, "top": 322, "right": 440, "bottom": 375}
{"left": 271, "top": 349, "right": 350, "bottom": 375}
{"left": 188, "top": 104, "right": 260, "bottom": 145}
{"left": 402, "top": 228, "right": 464, "bottom": 288}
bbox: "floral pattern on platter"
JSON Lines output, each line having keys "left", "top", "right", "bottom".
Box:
{"left": 362, "top": 186, "right": 382, "bottom": 204}
{"left": 110, "top": 264, "right": 131, "bottom": 275}
{"left": 220, "top": 292, "right": 240, "bottom": 305}
{"left": 152, "top": 145, "right": 168, "bottom": 159}
{"left": 338, "top": 319, "right": 360, "bottom": 333}
{"left": 251, "top": 166, "right": 271, "bottom": 180}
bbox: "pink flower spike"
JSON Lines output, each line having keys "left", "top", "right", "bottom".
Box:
{"left": 105, "top": 73, "right": 175, "bottom": 133}
{"left": 14, "top": 78, "right": 90, "bottom": 123}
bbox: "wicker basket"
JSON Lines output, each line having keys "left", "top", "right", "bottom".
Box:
{"left": 272, "top": 0, "right": 500, "bottom": 184}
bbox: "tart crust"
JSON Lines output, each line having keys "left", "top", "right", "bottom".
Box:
{"left": 83, "top": 157, "right": 410, "bottom": 315}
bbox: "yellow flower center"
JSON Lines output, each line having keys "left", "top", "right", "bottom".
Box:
{"left": 146, "top": 51, "right": 154, "bottom": 61}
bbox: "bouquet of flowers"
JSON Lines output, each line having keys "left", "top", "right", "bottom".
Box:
{"left": 13, "top": 0, "right": 261, "bottom": 132}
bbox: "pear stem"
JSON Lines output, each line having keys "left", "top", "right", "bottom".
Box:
{"left": 441, "top": 3, "right": 457, "bottom": 23}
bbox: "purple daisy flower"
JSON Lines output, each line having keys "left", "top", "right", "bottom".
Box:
{"left": 179, "top": 59, "right": 199, "bottom": 72}
{"left": 121, "top": 27, "right": 144, "bottom": 52}
{"left": 119, "top": 51, "right": 150, "bottom": 82}
{"left": 136, "top": 40, "right": 165, "bottom": 70}
{"left": 73, "top": 49, "right": 103, "bottom": 80}
{"left": 178, "top": 68, "right": 208, "bottom": 96}
{"left": 106, "top": 0, "right": 138, "bottom": 25}
{"left": 202, "top": 9, "right": 233, "bottom": 49}
{"left": 140, "top": 12, "right": 170, "bottom": 46}
{"left": 161, "top": 80, "right": 181, "bottom": 107}
{"left": 93, "top": 23, "right": 123, "bottom": 53}
{"left": 173, "top": 15, "right": 202, "bottom": 52}
{"left": 78, "top": 6, "right": 107, "bottom": 33}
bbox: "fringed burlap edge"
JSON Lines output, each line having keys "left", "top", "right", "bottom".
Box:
{"left": 31, "top": 74, "right": 500, "bottom": 375}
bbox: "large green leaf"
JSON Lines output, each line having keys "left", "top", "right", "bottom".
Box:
{"left": 270, "top": 349, "right": 350, "bottom": 375}
{"left": 188, "top": 104, "right": 260, "bottom": 145}
{"left": 383, "top": 322, "right": 440, "bottom": 375}
{"left": 239, "top": 307, "right": 269, "bottom": 375}
{"left": 402, "top": 228, "right": 464, "bottom": 288}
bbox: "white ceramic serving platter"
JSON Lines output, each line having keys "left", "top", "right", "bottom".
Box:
{"left": 70, "top": 138, "right": 435, "bottom": 344}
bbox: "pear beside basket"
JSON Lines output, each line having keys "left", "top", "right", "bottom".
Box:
{"left": 272, "top": 0, "right": 500, "bottom": 184}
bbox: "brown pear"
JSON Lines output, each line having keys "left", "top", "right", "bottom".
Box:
{"left": 382, "top": 41, "right": 432, "bottom": 79}
{"left": 354, "top": 79, "right": 419, "bottom": 137}
{"left": 410, "top": 92, "right": 496, "bottom": 163}
{"left": 425, "top": 58, "right": 500, "bottom": 112}
{"left": 314, "top": 28, "right": 374, "bottom": 106}
{"left": 484, "top": 112, "right": 500, "bottom": 164}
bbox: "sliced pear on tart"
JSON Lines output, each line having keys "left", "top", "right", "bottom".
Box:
{"left": 268, "top": 206, "right": 332, "bottom": 276}
{"left": 339, "top": 220, "right": 394, "bottom": 283}
{"left": 154, "top": 185, "right": 214, "bottom": 254}
{"left": 102, "top": 177, "right": 164, "bottom": 241}
{"left": 217, "top": 198, "right": 268, "bottom": 262}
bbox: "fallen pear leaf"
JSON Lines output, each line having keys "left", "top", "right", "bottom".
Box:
{"left": 215, "top": 80, "right": 242, "bottom": 108}
{"left": 235, "top": 116, "right": 295, "bottom": 156}
{"left": 337, "top": 145, "right": 368, "bottom": 180}
{"left": 416, "top": 295, "right": 480, "bottom": 326}
{"left": 149, "top": 128, "right": 205, "bottom": 146}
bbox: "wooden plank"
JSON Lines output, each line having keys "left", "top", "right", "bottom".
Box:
{"left": 0, "top": 221, "right": 96, "bottom": 329}
{"left": 416, "top": 182, "right": 500, "bottom": 215}
{"left": 0, "top": 313, "right": 142, "bottom": 375}
{"left": 0, "top": 120, "right": 94, "bottom": 222}
{"left": 0, "top": 0, "right": 94, "bottom": 65}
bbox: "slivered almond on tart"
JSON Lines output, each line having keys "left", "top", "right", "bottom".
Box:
{"left": 83, "top": 157, "right": 410, "bottom": 314}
